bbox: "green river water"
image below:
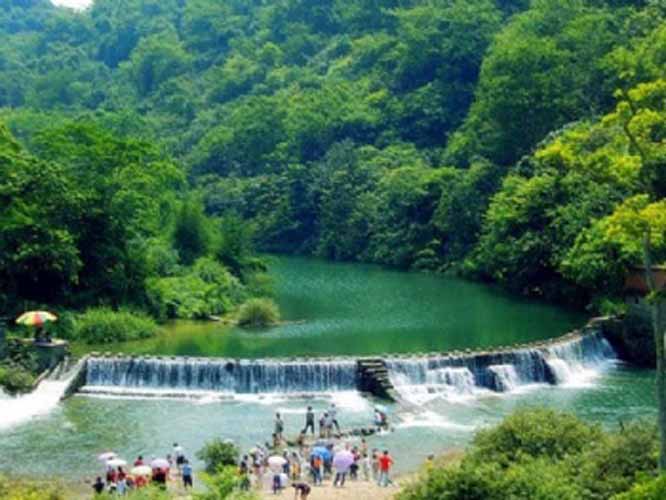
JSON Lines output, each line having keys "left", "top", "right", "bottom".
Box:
{"left": 0, "top": 257, "right": 656, "bottom": 483}
{"left": 79, "top": 256, "right": 586, "bottom": 358}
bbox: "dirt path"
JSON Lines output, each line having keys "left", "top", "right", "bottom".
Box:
{"left": 259, "top": 479, "right": 403, "bottom": 500}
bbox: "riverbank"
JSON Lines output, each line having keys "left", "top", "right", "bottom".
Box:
{"left": 259, "top": 480, "right": 401, "bottom": 500}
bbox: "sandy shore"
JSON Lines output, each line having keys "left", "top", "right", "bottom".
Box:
{"left": 259, "top": 479, "right": 403, "bottom": 500}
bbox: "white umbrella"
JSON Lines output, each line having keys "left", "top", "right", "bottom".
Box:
{"left": 106, "top": 458, "right": 127, "bottom": 468}
{"left": 151, "top": 458, "right": 170, "bottom": 470}
{"left": 131, "top": 465, "right": 152, "bottom": 476}
{"left": 267, "top": 455, "right": 287, "bottom": 472}
{"left": 98, "top": 452, "right": 117, "bottom": 462}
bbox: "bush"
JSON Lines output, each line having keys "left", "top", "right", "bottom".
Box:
{"left": 613, "top": 475, "right": 666, "bottom": 500}
{"left": 0, "top": 364, "right": 36, "bottom": 394}
{"left": 0, "top": 475, "right": 65, "bottom": 500}
{"left": 97, "top": 486, "right": 171, "bottom": 499}
{"left": 195, "top": 465, "right": 253, "bottom": 500}
{"left": 197, "top": 439, "right": 240, "bottom": 474}
{"left": 469, "top": 408, "right": 601, "bottom": 467}
{"left": 576, "top": 423, "right": 658, "bottom": 499}
{"left": 75, "top": 308, "right": 158, "bottom": 344}
{"left": 236, "top": 298, "right": 280, "bottom": 328}
{"left": 399, "top": 409, "right": 654, "bottom": 500}
{"left": 399, "top": 462, "right": 502, "bottom": 500}
{"left": 146, "top": 257, "right": 245, "bottom": 320}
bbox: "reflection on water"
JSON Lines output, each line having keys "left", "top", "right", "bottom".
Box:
{"left": 77, "top": 256, "right": 585, "bottom": 358}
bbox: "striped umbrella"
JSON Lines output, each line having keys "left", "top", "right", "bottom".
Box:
{"left": 16, "top": 311, "right": 58, "bottom": 327}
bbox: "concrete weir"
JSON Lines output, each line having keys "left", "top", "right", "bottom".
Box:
{"left": 61, "top": 317, "right": 617, "bottom": 402}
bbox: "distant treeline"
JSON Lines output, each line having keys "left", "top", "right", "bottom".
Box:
{"left": 2, "top": 0, "right": 666, "bottom": 309}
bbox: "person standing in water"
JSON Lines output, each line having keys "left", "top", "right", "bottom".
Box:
{"left": 275, "top": 412, "right": 285, "bottom": 442}
{"left": 329, "top": 403, "right": 340, "bottom": 432}
{"left": 303, "top": 406, "right": 315, "bottom": 435}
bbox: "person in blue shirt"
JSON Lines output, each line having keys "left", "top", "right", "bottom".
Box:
{"left": 182, "top": 460, "right": 193, "bottom": 489}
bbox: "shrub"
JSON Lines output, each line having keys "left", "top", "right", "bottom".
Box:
{"left": 613, "top": 475, "right": 666, "bottom": 500}
{"left": 97, "top": 486, "right": 171, "bottom": 499}
{"left": 0, "top": 475, "right": 65, "bottom": 500}
{"left": 197, "top": 439, "right": 240, "bottom": 474}
{"left": 236, "top": 298, "right": 280, "bottom": 327}
{"left": 576, "top": 422, "right": 658, "bottom": 499}
{"left": 0, "top": 364, "right": 36, "bottom": 394}
{"left": 195, "top": 465, "right": 254, "bottom": 500}
{"left": 499, "top": 458, "right": 583, "bottom": 500}
{"left": 468, "top": 408, "right": 601, "bottom": 467}
{"left": 399, "top": 462, "right": 502, "bottom": 500}
{"left": 399, "top": 409, "right": 658, "bottom": 500}
{"left": 75, "top": 308, "right": 158, "bottom": 344}
{"left": 146, "top": 257, "right": 245, "bottom": 320}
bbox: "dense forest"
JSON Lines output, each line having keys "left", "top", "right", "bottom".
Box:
{"left": 3, "top": 0, "right": 666, "bottom": 312}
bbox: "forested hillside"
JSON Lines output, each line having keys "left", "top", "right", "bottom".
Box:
{"left": 2, "top": 0, "right": 666, "bottom": 309}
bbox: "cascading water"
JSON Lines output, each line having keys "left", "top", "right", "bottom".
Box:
{"left": 487, "top": 365, "right": 520, "bottom": 391}
{"left": 544, "top": 332, "right": 616, "bottom": 386}
{"left": 386, "top": 331, "right": 616, "bottom": 403}
{"left": 83, "top": 357, "right": 359, "bottom": 396}
{"left": 0, "top": 358, "right": 84, "bottom": 430}
{"left": 78, "top": 332, "right": 616, "bottom": 402}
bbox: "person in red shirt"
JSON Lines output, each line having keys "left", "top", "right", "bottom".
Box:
{"left": 134, "top": 455, "right": 144, "bottom": 466}
{"left": 377, "top": 450, "right": 393, "bottom": 487}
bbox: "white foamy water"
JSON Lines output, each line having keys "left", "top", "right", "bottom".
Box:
{"left": 488, "top": 364, "right": 521, "bottom": 391}
{"left": 387, "top": 333, "right": 617, "bottom": 404}
{"left": 396, "top": 410, "right": 474, "bottom": 430}
{"left": 0, "top": 379, "right": 68, "bottom": 430}
{"left": 51, "top": 0, "right": 92, "bottom": 9}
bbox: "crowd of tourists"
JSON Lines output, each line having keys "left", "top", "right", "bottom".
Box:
{"left": 92, "top": 443, "right": 194, "bottom": 496}
{"left": 238, "top": 403, "right": 395, "bottom": 497}
{"left": 90, "top": 403, "right": 393, "bottom": 496}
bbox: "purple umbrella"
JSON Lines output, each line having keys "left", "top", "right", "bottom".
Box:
{"left": 332, "top": 450, "right": 355, "bottom": 472}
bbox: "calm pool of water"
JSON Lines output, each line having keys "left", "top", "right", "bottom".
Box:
{"left": 77, "top": 256, "right": 586, "bottom": 358}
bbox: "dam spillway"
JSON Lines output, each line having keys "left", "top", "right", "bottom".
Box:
{"left": 72, "top": 320, "right": 617, "bottom": 402}
{"left": 85, "top": 357, "right": 359, "bottom": 394}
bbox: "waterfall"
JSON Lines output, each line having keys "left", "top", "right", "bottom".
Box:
{"left": 544, "top": 332, "right": 616, "bottom": 385}
{"left": 386, "top": 331, "right": 615, "bottom": 402}
{"left": 488, "top": 365, "right": 520, "bottom": 391}
{"left": 84, "top": 357, "right": 359, "bottom": 395}
{"left": 0, "top": 358, "right": 84, "bottom": 430}
{"left": 78, "top": 331, "right": 616, "bottom": 401}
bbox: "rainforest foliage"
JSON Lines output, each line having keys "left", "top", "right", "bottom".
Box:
{"left": 2, "top": 0, "right": 666, "bottom": 307}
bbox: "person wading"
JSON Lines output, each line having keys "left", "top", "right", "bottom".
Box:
{"left": 275, "top": 412, "right": 285, "bottom": 442}
{"left": 303, "top": 406, "right": 315, "bottom": 435}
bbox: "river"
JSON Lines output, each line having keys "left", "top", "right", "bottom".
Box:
{"left": 77, "top": 256, "right": 586, "bottom": 358}
{"left": 0, "top": 257, "right": 655, "bottom": 481}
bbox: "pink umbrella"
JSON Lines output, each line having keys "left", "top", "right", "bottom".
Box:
{"left": 151, "top": 458, "right": 170, "bottom": 470}
{"left": 332, "top": 450, "right": 355, "bottom": 472}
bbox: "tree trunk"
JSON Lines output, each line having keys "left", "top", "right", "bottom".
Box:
{"left": 643, "top": 233, "right": 666, "bottom": 471}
